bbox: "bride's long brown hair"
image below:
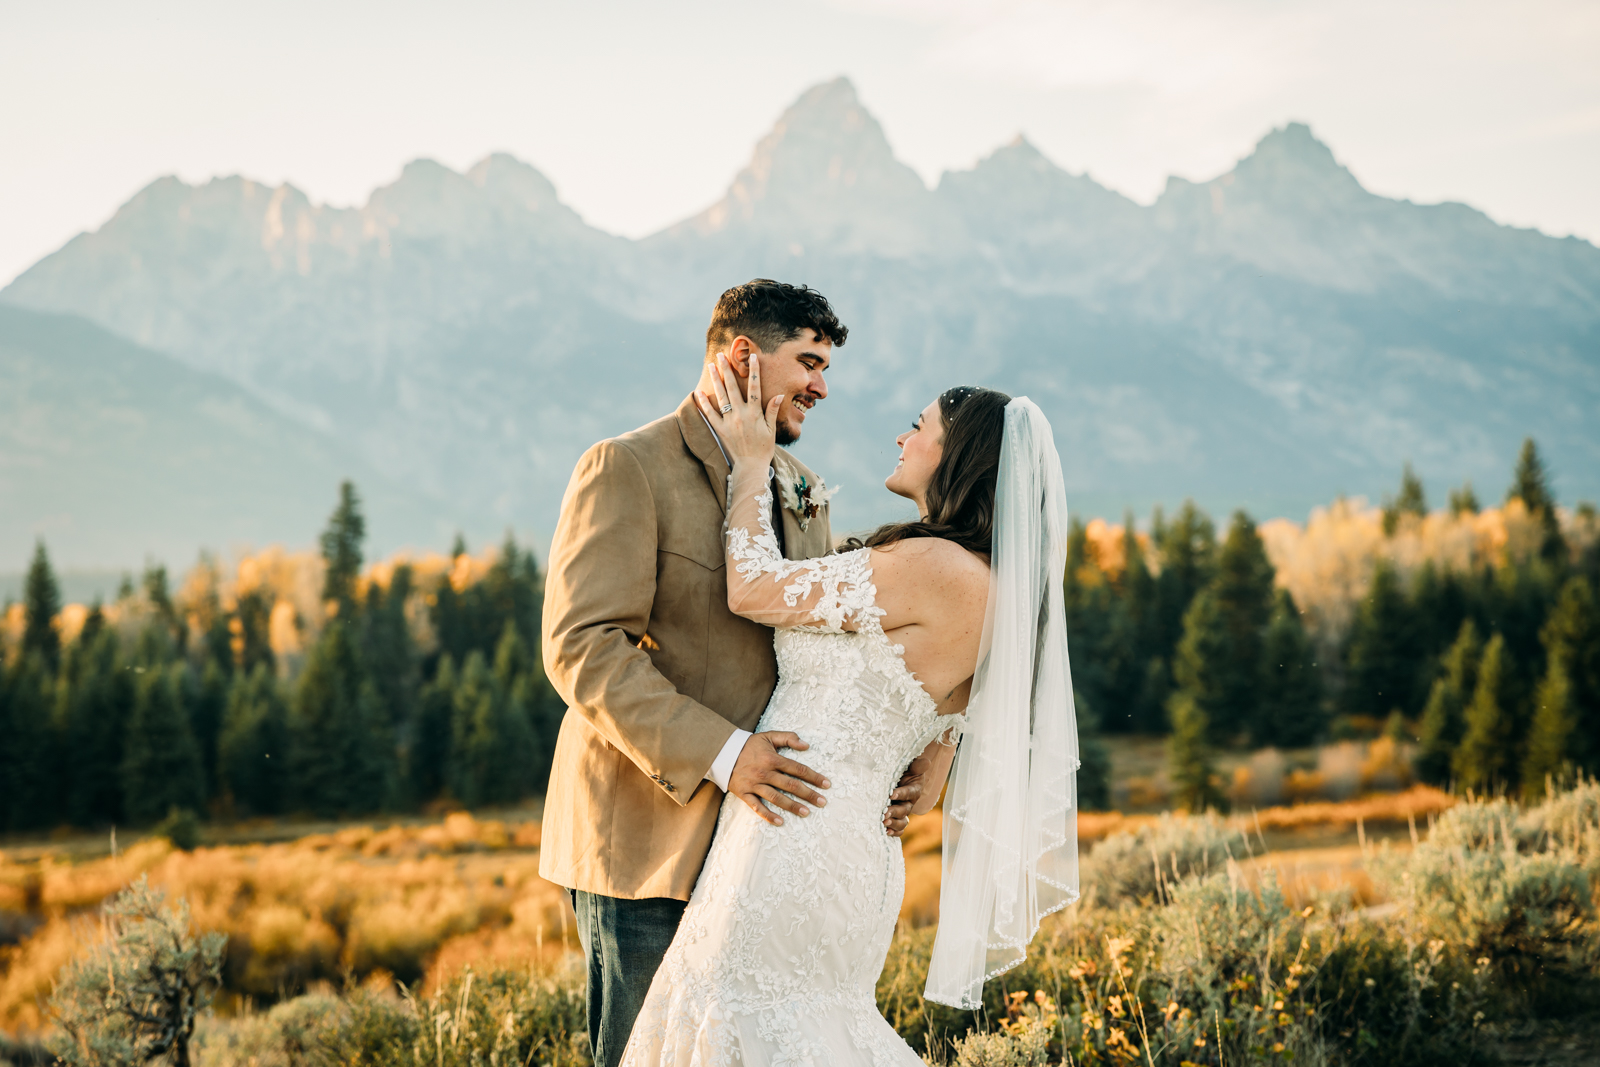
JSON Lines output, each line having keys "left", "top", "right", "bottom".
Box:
{"left": 846, "top": 385, "right": 1011, "bottom": 558}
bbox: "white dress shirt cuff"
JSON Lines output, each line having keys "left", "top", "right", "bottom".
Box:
{"left": 706, "top": 728, "right": 752, "bottom": 792}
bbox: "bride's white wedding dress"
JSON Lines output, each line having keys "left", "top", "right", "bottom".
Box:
{"left": 621, "top": 484, "right": 962, "bottom": 1067}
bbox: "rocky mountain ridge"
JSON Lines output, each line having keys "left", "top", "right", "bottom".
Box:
{"left": 5, "top": 77, "right": 1597, "bottom": 564}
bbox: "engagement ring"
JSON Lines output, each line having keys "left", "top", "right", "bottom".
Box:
{"left": 720, "top": 404, "right": 733, "bottom": 414}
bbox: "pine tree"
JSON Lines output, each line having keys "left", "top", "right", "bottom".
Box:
{"left": 1168, "top": 690, "right": 1225, "bottom": 813}
{"left": 1064, "top": 517, "right": 1116, "bottom": 730}
{"left": 1153, "top": 501, "right": 1216, "bottom": 660}
{"left": 1522, "top": 655, "right": 1575, "bottom": 799}
{"left": 1072, "top": 689, "right": 1113, "bottom": 812}
{"left": 1257, "top": 590, "right": 1323, "bottom": 747}
{"left": 447, "top": 626, "right": 539, "bottom": 807}
{"left": 1342, "top": 562, "right": 1423, "bottom": 720}
{"left": 1532, "top": 577, "right": 1600, "bottom": 774}
{"left": 0, "top": 652, "right": 57, "bottom": 831}
{"left": 233, "top": 589, "right": 275, "bottom": 675}
{"left": 1508, "top": 438, "right": 1556, "bottom": 514}
{"left": 495, "top": 623, "right": 544, "bottom": 795}
{"left": 1453, "top": 633, "right": 1516, "bottom": 793}
{"left": 1417, "top": 620, "right": 1482, "bottom": 785}
{"left": 142, "top": 564, "right": 183, "bottom": 648}
{"left": 1170, "top": 589, "right": 1228, "bottom": 743}
{"left": 288, "top": 621, "right": 394, "bottom": 817}
{"left": 80, "top": 598, "right": 107, "bottom": 647}
{"left": 1449, "top": 482, "right": 1480, "bottom": 516}
{"left": 120, "top": 664, "right": 206, "bottom": 825}
{"left": 56, "top": 627, "right": 134, "bottom": 826}
{"left": 22, "top": 540, "right": 62, "bottom": 670}
{"left": 1209, "top": 511, "right": 1276, "bottom": 741}
{"left": 1411, "top": 562, "right": 1470, "bottom": 670}
{"left": 218, "top": 664, "right": 289, "bottom": 816}
{"left": 448, "top": 651, "right": 500, "bottom": 808}
{"left": 1506, "top": 438, "right": 1564, "bottom": 560}
{"left": 1119, "top": 514, "right": 1165, "bottom": 733}
{"left": 189, "top": 660, "right": 229, "bottom": 802}
{"left": 1382, "top": 463, "right": 1428, "bottom": 536}
{"left": 360, "top": 564, "right": 419, "bottom": 728}
{"left": 320, "top": 481, "right": 366, "bottom": 616}
{"left": 408, "top": 654, "right": 457, "bottom": 802}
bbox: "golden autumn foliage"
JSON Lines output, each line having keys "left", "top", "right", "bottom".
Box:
{"left": 1078, "top": 499, "right": 1600, "bottom": 664}
{"left": 0, "top": 814, "right": 570, "bottom": 1034}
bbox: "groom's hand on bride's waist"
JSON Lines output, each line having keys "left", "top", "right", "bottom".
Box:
{"left": 882, "top": 757, "right": 930, "bottom": 838}
{"left": 729, "top": 731, "right": 831, "bottom": 827}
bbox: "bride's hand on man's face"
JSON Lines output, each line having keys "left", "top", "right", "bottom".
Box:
{"left": 696, "top": 352, "right": 783, "bottom": 469}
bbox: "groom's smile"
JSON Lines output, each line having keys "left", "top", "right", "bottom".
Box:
{"left": 757, "top": 327, "right": 831, "bottom": 445}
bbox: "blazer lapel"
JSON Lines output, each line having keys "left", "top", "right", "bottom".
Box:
{"left": 770, "top": 450, "right": 818, "bottom": 560}
{"left": 675, "top": 393, "right": 731, "bottom": 513}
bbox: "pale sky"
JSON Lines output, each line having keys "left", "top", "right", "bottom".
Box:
{"left": 2, "top": 0, "right": 1597, "bottom": 286}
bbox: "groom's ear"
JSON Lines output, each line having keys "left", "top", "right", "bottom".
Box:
{"left": 725, "top": 336, "right": 756, "bottom": 381}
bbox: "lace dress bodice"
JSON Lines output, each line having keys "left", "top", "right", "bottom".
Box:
{"left": 621, "top": 478, "right": 964, "bottom": 1067}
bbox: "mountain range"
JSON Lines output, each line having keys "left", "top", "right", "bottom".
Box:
{"left": 4, "top": 77, "right": 1597, "bottom": 568}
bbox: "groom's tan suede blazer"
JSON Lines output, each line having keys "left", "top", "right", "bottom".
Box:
{"left": 539, "top": 393, "right": 834, "bottom": 901}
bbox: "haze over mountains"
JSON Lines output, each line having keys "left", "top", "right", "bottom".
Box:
{"left": 4, "top": 78, "right": 1597, "bottom": 568}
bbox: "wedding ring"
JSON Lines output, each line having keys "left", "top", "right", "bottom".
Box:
{"left": 720, "top": 404, "right": 733, "bottom": 414}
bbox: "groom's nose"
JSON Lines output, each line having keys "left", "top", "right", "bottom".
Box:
{"left": 809, "top": 368, "right": 828, "bottom": 400}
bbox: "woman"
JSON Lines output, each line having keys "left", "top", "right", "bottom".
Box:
{"left": 622, "top": 354, "right": 1080, "bottom": 1066}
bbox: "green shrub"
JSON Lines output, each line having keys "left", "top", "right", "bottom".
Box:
{"left": 198, "top": 963, "right": 588, "bottom": 1067}
{"left": 1083, "top": 812, "right": 1249, "bottom": 905}
{"left": 153, "top": 806, "right": 202, "bottom": 851}
{"left": 50, "top": 876, "right": 226, "bottom": 1067}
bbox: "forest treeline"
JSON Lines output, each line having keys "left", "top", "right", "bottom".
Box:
{"left": 1068, "top": 439, "right": 1600, "bottom": 810}
{"left": 2, "top": 439, "right": 1598, "bottom": 833}
{"left": 0, "top": 483, "right": 564, "bottom": 833}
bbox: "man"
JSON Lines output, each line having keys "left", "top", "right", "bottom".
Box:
{"left": 540, "top": 279, "right": 927, "bottom": 1067}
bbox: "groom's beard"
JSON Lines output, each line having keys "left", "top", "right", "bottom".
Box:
{"left": 776, "top": 425, "right": 798, "bottom": 446}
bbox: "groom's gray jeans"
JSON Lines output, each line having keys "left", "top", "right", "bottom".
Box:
{"left": 570, "top": 888, "right": 687, "bottom": 1067}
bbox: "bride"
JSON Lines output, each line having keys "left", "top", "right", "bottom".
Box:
{"left": 621, "top": 353, "right": 1081, "bottom": 1066}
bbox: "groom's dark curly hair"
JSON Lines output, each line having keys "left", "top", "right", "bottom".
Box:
{"left": 847, "top": 386, "right": 1011, "bottom": 559}
{"left": 705, "top": 279, "right": 848, "bottom": 358}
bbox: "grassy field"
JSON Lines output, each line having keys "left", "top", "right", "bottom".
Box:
{"left": 3, "top": 772, "right": 1598, "bottom": 1064}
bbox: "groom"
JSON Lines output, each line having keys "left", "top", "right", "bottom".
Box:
{"left": 540, "top": 280, "right": 927, "bottom": 1067}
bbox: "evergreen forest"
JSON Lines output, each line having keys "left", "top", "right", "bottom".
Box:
{"left": 0, "top": 482, "right": 563, "bottom": 833}
{"left": 1063, "top": 438, "right": 1598, "bottom": 810}
{"left": 1, "top": 438, "right": 1598, "bottom": 834}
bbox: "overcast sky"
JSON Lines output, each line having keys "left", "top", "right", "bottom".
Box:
{"left": 2, "top": 0, "right": 1597, "bottom": 286}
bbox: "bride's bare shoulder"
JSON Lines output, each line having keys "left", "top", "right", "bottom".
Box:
{"left": 868, "top": 538, "right": 989, "bottom": 591}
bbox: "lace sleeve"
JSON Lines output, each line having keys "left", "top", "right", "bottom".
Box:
{"left": 724, "top": 472, "right": 882, "bottom": 633}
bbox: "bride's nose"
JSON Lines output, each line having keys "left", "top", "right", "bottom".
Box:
{"left": 895, "top": 430, "right": 910, "bottom": 447}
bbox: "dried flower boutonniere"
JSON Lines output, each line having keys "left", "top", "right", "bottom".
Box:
{"left": 776, "top": 474, "right": 839, "bottom": 532}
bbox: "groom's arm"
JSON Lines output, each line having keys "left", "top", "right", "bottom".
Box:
{"left": 543, "top": 439, "right": 737, "bottom": 804}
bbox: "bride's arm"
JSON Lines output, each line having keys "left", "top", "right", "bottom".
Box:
{"left": 696, "top": 352, "right": 879, "bottom": 632}
{"left": 722, "top": 462, "right": 878, "bottom": 631}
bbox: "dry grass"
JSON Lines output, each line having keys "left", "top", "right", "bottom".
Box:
{"left": 1, "top": 790, "right": 1466, "bottom": 1036}
{"left": 0, "top": 814, "right": 571, "bottom": 1034}
{"left": 895, "top": 786, "right": 1447, "bottom": 929}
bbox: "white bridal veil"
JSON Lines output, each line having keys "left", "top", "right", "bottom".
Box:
{"left": 924, "top": 397, "right": 1080, "bottom": 1010}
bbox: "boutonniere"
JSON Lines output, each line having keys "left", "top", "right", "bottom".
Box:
{"left": 776, "top": 475, "right": 839, "bottom": 532}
